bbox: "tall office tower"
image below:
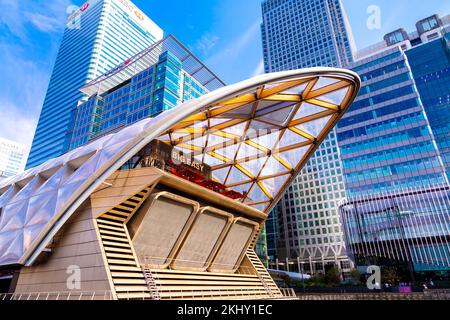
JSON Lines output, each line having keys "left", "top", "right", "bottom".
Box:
{"left": 338, "top": 15, "right": 450, "bottom": 274}
{"left": 406, "top": 16, "right": 450, "bottom": 180}
{"left": 26, "top": 0, "right": 163, "bottom": 169}
{"left": 261, "top": 0, "right": 355, "bottom": 276}
{"left": 0, "top": 137, "right": 26, "bottom": 181}
{"left": 265, "top": 204, "right": 281, "bottom": 263}
{"left": 338, "top": 14, "right": 450, "bottom": 197}
{"left": 69, "top": 36, "right": 224, "bottom": 149}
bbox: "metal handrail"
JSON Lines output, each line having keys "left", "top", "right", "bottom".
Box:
{"left": 0, "top": 290, "right": 114, "bottom": 301}
{"left": 139, "top": 255, "right": 260, "bottom": 276}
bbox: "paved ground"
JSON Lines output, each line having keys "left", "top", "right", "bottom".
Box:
{"left": 296, "top": 290, "right": 450, "bottom": 300}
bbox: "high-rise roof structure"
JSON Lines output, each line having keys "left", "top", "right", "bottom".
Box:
{"left": 69, "top": 35, "right": 225, "bottom": 149}
{"left": 261, "top": 0, "right": 355, "bottom": 276}
{"left": 26, "top": 0, "right": 163, "bottom": 169}
{"left": 0, "top": 68, "right": 360, "bottom": 299}
{"left": 338, "top": 14, "right": 450, "bottom": 273}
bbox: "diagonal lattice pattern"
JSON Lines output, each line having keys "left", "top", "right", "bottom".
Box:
{"left": 159, "top": 76, "right": 355, "bottom": 212}
{"left": 0, "top": 68, "right": 360, "bottom": 266}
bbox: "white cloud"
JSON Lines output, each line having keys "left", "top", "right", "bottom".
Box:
{"left": 205, "top": 21, "right": 261, "bottom": 70}
{"left": 26, "top": 12, "right": 64, "bottom": 33}
{"left": 0, "top": 0, "right": 72, "bottom": 40}
{"left": 0, "top": 0, "right": 72, "bottom": 160}
{"left": 193, "top": 33, "right": 220, "bottom": 57}
{"left": 0, "top": 41, "right": 51, "bottom": 158}
{"left": 252, "top": 59, "right": 265, "bottom": 77}
{"left": 0, "top": 100, "right": 37, "bottom": 160}
{"left": 0, "top": 0, "right": 25, "bottom": 39}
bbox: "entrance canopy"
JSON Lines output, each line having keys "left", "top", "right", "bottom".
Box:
{"left": 0, "top": 68, "right": 360, "bottom": 267}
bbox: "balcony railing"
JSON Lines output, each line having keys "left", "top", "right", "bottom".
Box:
{"left": 0, "top": 291, "right": 114, "bottom": 301}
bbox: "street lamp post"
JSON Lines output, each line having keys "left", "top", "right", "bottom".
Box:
{"left": 297, "top": 257, "right": 306, "bottom": 293}
{"left": 301, "top": 262, "right": 306, "bottom": 293}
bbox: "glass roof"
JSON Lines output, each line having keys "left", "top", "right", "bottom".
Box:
{"left": 0, "top": 68, "right": 359, "bottom": 267}
{"left": 158, "top": 75, "right": 356, "bottom": 212}
{"left": 80, "top": 35, "right": 225, "bottom": 97}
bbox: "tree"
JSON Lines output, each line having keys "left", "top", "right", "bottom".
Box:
{"left": 307, "top": 274, "right": 326, "bottom": 288}
{"left": 324, "top": 265, "right": 341, "bottom": 286}
{"left": 280, "top": 274, "right": 292, "bottom": 288}
{"left": 349, "top": 268, "right": 362, "bottom": 285}
{"left": 382, "top": 266, "right": 399, "bottom": 286}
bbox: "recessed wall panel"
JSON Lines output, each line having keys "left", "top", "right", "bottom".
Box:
{"left": 171, "top": 207, "right": 232, "bottom": 271}
{"left": 129, "top": 192, "right": 199, "bottom": 268}
{"left": 208, "top": 218, "right": 259, "bottom": 273}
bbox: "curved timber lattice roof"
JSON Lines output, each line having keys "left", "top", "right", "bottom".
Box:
{"left": 0, "top": 68, "right": 360, "bottom": 267}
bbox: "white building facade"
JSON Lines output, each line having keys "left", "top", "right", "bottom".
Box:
{"left": 27, "top": 0, "right": 163, "bottom": 168}
{"left": 0, "top": 137, "right": 26, "bottom": 181}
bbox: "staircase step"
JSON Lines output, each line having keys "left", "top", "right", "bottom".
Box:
{"left": 116, "top": 292, "right": 151, "bottom": 300}
{"left": 115, "top": 285, "right": 150, "bottom": 292}
{"left": 154, "top": 285, "right": 268, "bottom": 292}
{"left": 106, "top": 252, "right": 137, "bottom": 259}
{"left": 104, "top": 247, "right": 133, "bottom": 254}
{"left": 158, "top": 290, "right": 270, "bottom": 299}
{"left": 99, "top": 229, "right": 128, "bottom": 238}
{"left": 113, "top": 278, "right": 147, "bottom": 285}
{"left": 96, "top": 190, "right": 155, "bottom": 300}
{"left": 109, "top": 209, "right": 132, "bottom": 217}
{"left": 109, "top": 265, "right": 142, "bottom": 272}
{"left": 111, "top": 272, "right": 146, "bottom": 278}
{"left": 97, "top": 219, "right": 124, "bottom": 227}
{"left": 103, "top": 241, "right": 132, "bottom": 248}
{"left": 108, "top": 259, "right": 138, "bottom": 265}
{"left": 155, "top": 280, "right": 264, "bottom": 286}
{"left": 101, "top": 235, "right": 131, "bottom": 243}
{"left": 101, "top": 214, "right": 127, "bottom": 222}
{"left": 150, "top": 274, "right": 260, "bottom": 282}
{"left": 98, "top": 224, "right": 126, "bottom": 232}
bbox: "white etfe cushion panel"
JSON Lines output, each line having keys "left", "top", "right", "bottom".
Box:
{"left": 0, "top": 68, "right": 360, "bottom": 266}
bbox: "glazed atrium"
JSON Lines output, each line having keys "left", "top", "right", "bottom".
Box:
{"left": 0, "top": 62, "right": 359, "bottom": 299}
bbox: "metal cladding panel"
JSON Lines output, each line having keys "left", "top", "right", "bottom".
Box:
{"left": 171, "top": 207, "right": 232, "bottom": 271}
{"left": 208, "top": 219, "right": 259, "bottom": 273}
{"left": 0, "top": 68, "right": 360, "bottom": 266}
{"left": 131, "top": 192, "right": 199, "bottom": 268}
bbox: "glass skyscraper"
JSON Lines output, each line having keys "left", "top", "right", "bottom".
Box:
{"left": 70, "top": 36, "right": 224, "bottom": 148}
{"left": 26, "top": 0, "right": 163, "bottom": 169}
{"left": 261, "top": 0, "right": 355, "bottom": 276}
{"left": 338, "top": 46, "right": 447, "bottom": 196}
{"left": 406, "top": 17, "right": 450, "bottom": 180}
{"left": 339, "top": 14, "right": 450, "bottom": 273}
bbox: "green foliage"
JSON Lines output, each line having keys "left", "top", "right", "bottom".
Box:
{"left": 323, "top": 265, "right": 341, "bottom": 286}
{"left": 349, "top": 268, "right": 362, "bottom": 285}
{"left": 280, "top": 274, "right": 292, "bottom": 287}
{"left": 305, "top": 275, "right": 327, "bottom": 288}
{"left": 382, "top": 266, "right": 400, "bottom": 285}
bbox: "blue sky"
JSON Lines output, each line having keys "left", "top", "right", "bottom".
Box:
{"left": 0, "top": 0, "right": 449, "bottom": 156}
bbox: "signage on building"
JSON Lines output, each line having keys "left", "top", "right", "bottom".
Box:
{"left": 117, "top": 0, "right": 145, "bottom": 21}
{"left": 67, "top": 0, "right": 163, "bottom": 41}
{"left": 68, "top": 0, "right": 145, "bottom": 24}
{"left": 80, "top": 2, "right": 90, "bottom": 12}
{"left": 138, "top": 141, "right": 244, "bottom": 200}
{"left": 171, "top": 151, "right": 206, "bottom": 173}
{"left": 139, "top": 140, "right": 211, "bottom": 178}
{"left": 67, "top": 0, "right": 99, "bottom": 25}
